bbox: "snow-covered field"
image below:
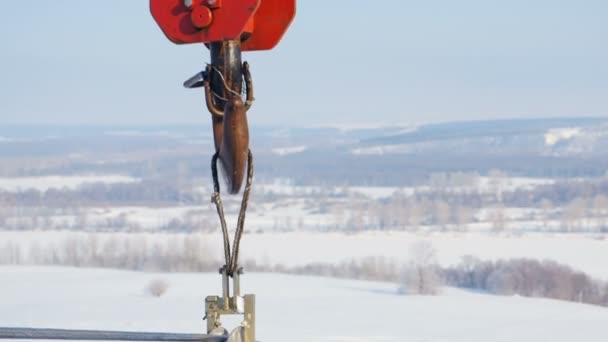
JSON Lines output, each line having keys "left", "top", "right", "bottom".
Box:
{"left": 271, "top": 145, "right": 308, "bottom": 156}
{"left": 0, "top": 174, "right": 567, "bottom": 233}
{"left": 238, "top": 232, "right": 608, "bottom": 279}
{"left": 1, "top": 266, "right": 606, "bottom": 342}
{"left": 253, "top": 175, "right": 554, "bottom": 198}
{"left": 3, "top": 231, "right": 608, "bottom": 280}
{"left": 257, "top": 182, "right": 400, "bottom": 200}
{"left": 0, "top": 175, "right": 139, "bottom": 191}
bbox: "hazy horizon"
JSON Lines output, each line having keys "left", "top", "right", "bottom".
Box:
{"left": 0, "top": 115, "right": 607, "bottom": 129}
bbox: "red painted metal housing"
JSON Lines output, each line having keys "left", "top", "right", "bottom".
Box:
{"left": 150, "top": 0, "right": 259, "bottom": 44}
{"left": 150, "top": 0, "right": 295, "bottom": 51}
{"left": 241, "top": 0, "right": 296, "bottom": 51}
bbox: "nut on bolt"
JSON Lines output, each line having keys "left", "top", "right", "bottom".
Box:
{"left": 190, "top": 5, "right": 213, "bottom": 29}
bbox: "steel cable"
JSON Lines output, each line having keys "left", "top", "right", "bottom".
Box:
{"left": 211, "top": 151, "right": 254, "bottom": 276}
{"left": 211, "top": 153, "right": 232, "bottom": 269}
{"left": 229, "top": 150, "right": 253, "bottom": 275}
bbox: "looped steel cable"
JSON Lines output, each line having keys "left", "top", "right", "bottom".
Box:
{"left": 211, "top": 150, "right": 254, "bottom": 276}
{"left": 211, "top": 153, "right": 232, "bottom": 269}
{"left": 229, "top": 150, "right": 253, "bottom": 275}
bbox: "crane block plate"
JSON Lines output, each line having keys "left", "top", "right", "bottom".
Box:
{"left": 241, "top": 0, "right": 296, "bottom": 51}
{"left": 150, "top": 0, "right": 260, "bottom": 44}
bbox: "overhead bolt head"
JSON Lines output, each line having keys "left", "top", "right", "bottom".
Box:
{"left": 190, "top": 5, "right": 213, "bottom": 29}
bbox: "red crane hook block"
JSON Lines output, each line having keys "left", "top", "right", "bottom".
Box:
{"left": 150, "top": 0, "right": 295, "bottom": 51}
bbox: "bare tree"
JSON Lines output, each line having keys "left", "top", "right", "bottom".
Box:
{"left": 490, "top": 204, "right": 507, "bottom": 233}
{"left": 593, "top": 194, "right": 608, "bottom": 232}
{"left": 488, "top": 169, "right": 506, "bottom": 201}
{"left": 540, "top": 198, "right": 553, "bottom": 230}
{"left": 453, "top": 206, "right": 474, "bottom": 232}
{"left": 74, "top": 213, "right": 88, "bottom": 231}
{"left": 398, "top": 241, "right": 441, "bottom": 295}
{"left": 561, "top": 198, "right": 586, "bottom": 232}
{"left": 146, "top": 278, "right": 170, "bottom": 297}
{"left": 433, "top": 200, "right": 450, "bottom": 230}
{"left": 407, "top": 199, "right": 424, "bottom": 230}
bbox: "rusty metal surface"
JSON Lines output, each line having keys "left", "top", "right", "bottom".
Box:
{"left": 205, "top": 41, "right": 252, "bottom": 194}
{"left": 218, "top": 95, "right": 250, "bottom": 194}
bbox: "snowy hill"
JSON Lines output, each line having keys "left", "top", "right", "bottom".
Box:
{"left": 2, "top": 119, "right": 608, "bottom": 186}
{"left": 1, "top": 267, "right": 607, "bottom": 342}
{"left": 355, "top": 117, "right": 608, "bottom": 157}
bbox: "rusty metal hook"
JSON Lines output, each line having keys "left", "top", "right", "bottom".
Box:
{"left": 202, "top": 41, "right": 254, "bottom": 194}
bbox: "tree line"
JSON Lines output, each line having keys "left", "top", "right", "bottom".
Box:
{"left": 2, "top": 234, "right": 607, "bottom": 307}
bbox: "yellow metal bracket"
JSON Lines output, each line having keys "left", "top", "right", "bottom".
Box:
{"left": 205, "top": 267, "right": 255, "bottom": 342}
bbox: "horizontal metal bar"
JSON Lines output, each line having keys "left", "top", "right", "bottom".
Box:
{"left": 0, "top": 327, "right": 226, "bottom": 341}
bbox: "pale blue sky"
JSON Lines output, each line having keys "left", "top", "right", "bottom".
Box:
{"left": 1, "top": 0, "right": 607, "bottom": 126}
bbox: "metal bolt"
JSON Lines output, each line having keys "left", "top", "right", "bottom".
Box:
{"left": 190, "top": 5, "right": 213, "bottom": 29}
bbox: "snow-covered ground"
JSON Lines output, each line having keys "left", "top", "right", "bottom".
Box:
{"left": 351, "top": 143, "right": 414, "bottom": 155}
{"left": 1, "top": 266, "right": 606, "bottom": 342}
{"left": 271, "top": 145, "right": 308, "bottom": 156}
{"left": 259, "top": 176, "right": 553, "bottom": 198}
{"left": 476, "top": 176, "right": 554, "bottom": 192}
{"left": 544, "top": 127, "right": 581, "bottom": 146}
{"left": 257, "top": 182, "right": 398, "bottom": 200}
{"left": 0, "top": 175, "right": 140, "bottom": 191}
{"left": 0, "top": 175, "right": 565, "bottom": 232}
{"left": 238, "top": 232, "right": 608, "bottom": 279}
{"left": 2, "top": 231, "right": 608, "bottom": 280}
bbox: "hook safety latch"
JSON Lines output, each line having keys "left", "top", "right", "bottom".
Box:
{"left": 183, "top": 70, "right": 210, "bottom": 89}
